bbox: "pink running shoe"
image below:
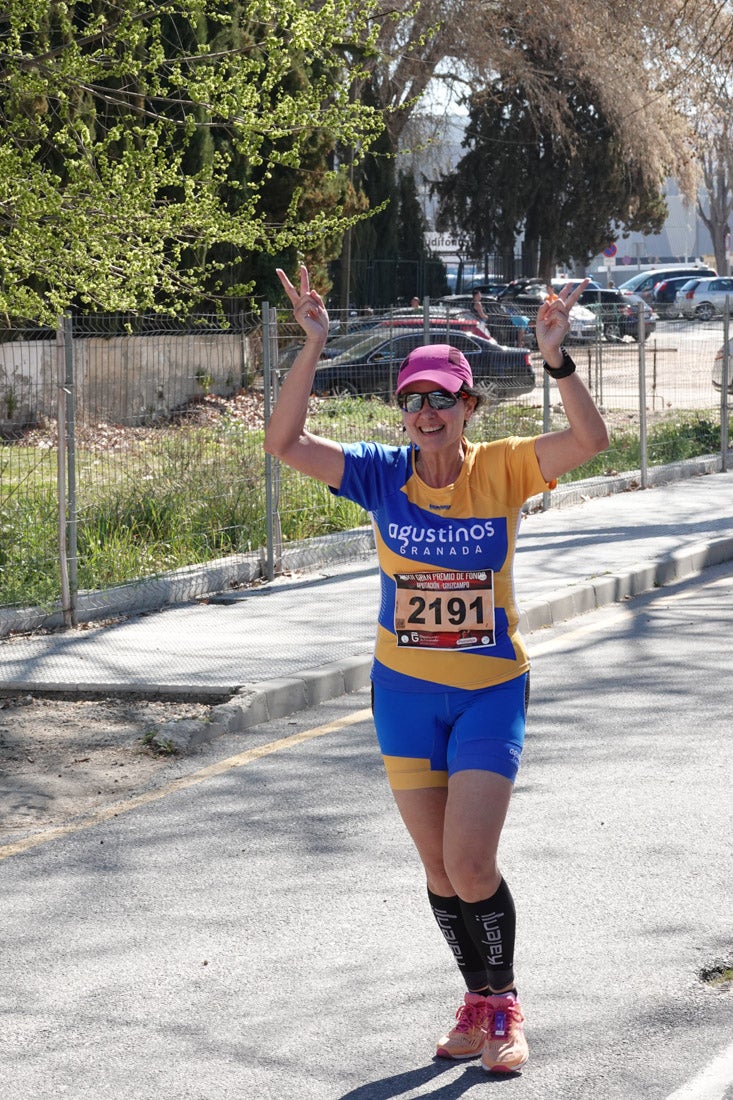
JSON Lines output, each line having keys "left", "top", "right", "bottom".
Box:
{"left": 436, "top": 991, "right": 489, "bottom": 1059}
{"left": 481, "top": 992, "right": 528, "bottom": 1073}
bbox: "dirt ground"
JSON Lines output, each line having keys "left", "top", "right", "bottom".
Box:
{"left": 0, "top": 692, "right": 211, "bottom": 838}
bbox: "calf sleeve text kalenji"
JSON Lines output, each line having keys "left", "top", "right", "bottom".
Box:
{"left": 427, "top": 888, "right": 489, "bottom": 992}
{"left": 459, "top": 878, "right": 516, "bottom": 992}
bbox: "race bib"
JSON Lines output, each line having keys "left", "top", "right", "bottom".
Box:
{"left": 394, "top": 570, "right": 495, "bottom": 650}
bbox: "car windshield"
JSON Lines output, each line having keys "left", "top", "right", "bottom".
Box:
{"left": 324, "top": 328, "right": 423, "bottom": 364}
{"left": 323, "top": 331, "right": 377, "bottom": 354}
{"left": 617, "top": 273, "right": 649, "bottom": 292}
{"left": 324, "top": 331, "right": 399, "bottom": 359}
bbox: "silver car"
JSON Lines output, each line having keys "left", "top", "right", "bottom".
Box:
{"left": 712, "top": 338, "right": 733, "bottom": 393}
{"left": 678, "top": 276, "right": 733, "bottom": 321}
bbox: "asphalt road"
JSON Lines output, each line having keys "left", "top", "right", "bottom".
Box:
{"left": 1, "top": 564, "right": 732, "bottom": 1100}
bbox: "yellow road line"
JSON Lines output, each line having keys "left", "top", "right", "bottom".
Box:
{"left": 0, "top": 707, "right": 373, "bottom": 863}
{"left": 5, "top": 573, "right": 727, "bottom": 863}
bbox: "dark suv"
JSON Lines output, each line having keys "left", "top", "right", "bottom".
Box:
{"left": 651, "top": 276, "right": 700, "bottom": 318}
{"left": 576, "top": 288, "right": 656, "bottom": 341}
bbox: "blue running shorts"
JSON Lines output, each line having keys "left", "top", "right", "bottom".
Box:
{"left": 372, "top": 673, "right": 528, "bottom": 791}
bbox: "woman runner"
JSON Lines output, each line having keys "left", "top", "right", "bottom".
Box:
{"left": 264, "top": 267, "right": 608, "bottom": 1073}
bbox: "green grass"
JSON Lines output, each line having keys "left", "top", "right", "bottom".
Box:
{"left": 1, "top": 406, "right": 729, "bottom": 610}
{"left": 565, "top": 413, "right": 724, "bottom": 482}
{"left": 1, "top": 446, "right": 58, "bottom": 493}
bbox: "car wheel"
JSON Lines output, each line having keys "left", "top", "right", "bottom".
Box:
{"left": 695, "top": 302, "right": 715, "bottom": 321}
{"left": 603, "top": 321, "right": 623, "bottom": 343}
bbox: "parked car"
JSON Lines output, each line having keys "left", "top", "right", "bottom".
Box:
{"left": 277, "top": 329, "right": 373, "bottom": 370}
{"left": 551, "top": 278, "right": 602, "bottom": 294}
{"left": 438, "top": 295, "right": 528, "bottom": 346}
{"left": 497, "top": 280, "right": 598, "bottom": 344}
{"left": 650, "top": 276, "right": 697, "bottom": 319}
{"left": 282, "top": 310, "right": 503, "bottom": 371}
{"left": 466, "top": 279, "right": 509, "bottom": 297}
{"left": 310, "top": 328, "right": 536, "bottom": 400}
{"left": 575, "top": 287, "right": 657, "bottom": 341}
{"left": 712, "top": 338, "right": 733, "bottom": 393}
{"left": 377, "top": 311, "right": 496, "bottom": 342}
{"left": 677, "top": 276, "right": 733, "bottom": 321}
{"left": 617, "top": 265, "right": 717, "bottom": 303}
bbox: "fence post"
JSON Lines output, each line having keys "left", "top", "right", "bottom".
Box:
{"left": 239, "top": 310, "right": 249, "bottom": 390}
{"left": 542, "top": 369, "right": 552, "bottom": 510}
{"left": 64, "top": 315, "right": 78, "bottom": 622}
{"left": 637, "top": 301, "right": 648, "bottom": 489}
{"left": 722, "top": 299, "right": 730, "bottom": 472}
{"left": 262, "top": 303, "right": 282, "bottom": 581}
{"left": 55, "top": 315, "right": 78, "bottom": 626}
{"left": 55, "top": 320, "right": 71, "bottom": 625}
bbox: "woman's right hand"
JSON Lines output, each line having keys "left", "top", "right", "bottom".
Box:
{"left": 276, "top": 265, "right": 329, "bottom": 345}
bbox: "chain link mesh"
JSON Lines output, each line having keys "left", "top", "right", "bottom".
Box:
{"left": 1, "top": 305, "right": 730, "bottom": 634}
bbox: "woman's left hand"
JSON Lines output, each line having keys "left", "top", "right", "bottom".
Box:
{"left": 276, "top": 265, "right": 329, "bottom": 346}
{"left": 535, "top": 280, "right": 589, "bottom": 360}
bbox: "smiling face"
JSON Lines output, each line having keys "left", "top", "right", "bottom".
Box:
{"left": 399, "top": 381, "right": 476, "bottom": 455}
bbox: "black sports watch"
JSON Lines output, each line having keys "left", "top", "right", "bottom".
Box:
{"left": 542, "top": 347, "right": 576, "bottom": 379}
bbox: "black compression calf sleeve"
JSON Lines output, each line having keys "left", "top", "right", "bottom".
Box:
{"left": 427, "top": 888, "right": 489, "bottom": 992}
{"left": 458, "top": 878, "right": 516, "bottom": 992}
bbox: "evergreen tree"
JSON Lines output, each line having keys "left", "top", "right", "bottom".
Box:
{"left": 330, "top": 82, "right": 447, "bottom": 311}
{"left": 435, "top": 70, "right": 668, "bottom": 281}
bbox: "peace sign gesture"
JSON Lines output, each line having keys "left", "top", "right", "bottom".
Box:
{"left": 535, "top": 279, "right": 589, "bottom": 360}
{"left": 276, "top": 265, "right": 329, "bottom": 345}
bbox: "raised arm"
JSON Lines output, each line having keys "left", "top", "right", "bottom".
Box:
{"left": 263, "top": 266, "right": 345, "bottom": 489}
{"left": 533, "top": 281, "right": 609, "bottom": 482}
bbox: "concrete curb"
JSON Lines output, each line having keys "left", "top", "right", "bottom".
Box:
{"left": 8, "top": 531, "right": 731, "bottom": 754}
{"left": 519, "top": 534, "right": 733, "bottom": 633}
{"left": 205, "top": 656, "right": 372, "bottom": 742}
{"left": 185, "top": 533, "right": 733, "bottom": 749}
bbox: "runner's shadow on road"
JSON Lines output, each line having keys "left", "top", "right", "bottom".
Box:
{"left": 337, "top": 1060, "right": 518, "bottom": 1098}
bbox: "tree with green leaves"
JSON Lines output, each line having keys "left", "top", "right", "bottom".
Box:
{"left": 0, "top": 0, "right": 384, "bottom": 323}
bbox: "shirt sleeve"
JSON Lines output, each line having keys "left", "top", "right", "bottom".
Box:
{"left": 332, "top": 441, "right": 411, "bottom": 512}
{"left": 497, "top": 436, "right": 557, "bottom": 502}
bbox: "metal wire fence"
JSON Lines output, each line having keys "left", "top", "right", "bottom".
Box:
{"left": 0, "top": 302, "right": 730, "bottom": 635}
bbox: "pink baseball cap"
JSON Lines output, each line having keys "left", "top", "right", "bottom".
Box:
{"left": 395, "top": 344, "right": 473, "bottom": 394}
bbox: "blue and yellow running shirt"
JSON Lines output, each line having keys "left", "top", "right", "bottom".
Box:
{"left": 334, "top": 436, "right": 555, "bottom": 693}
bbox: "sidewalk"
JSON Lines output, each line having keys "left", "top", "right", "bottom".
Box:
{"left": 1, "top": 466, "right": 732, "bottom": 741}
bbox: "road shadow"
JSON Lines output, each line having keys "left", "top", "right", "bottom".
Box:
{"left": 337, "top": 1058, "right": 520, "bottom": 1098}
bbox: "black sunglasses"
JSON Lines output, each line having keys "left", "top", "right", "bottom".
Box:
{"left": 397, "top": 390, "right": 464, "bottom": 413}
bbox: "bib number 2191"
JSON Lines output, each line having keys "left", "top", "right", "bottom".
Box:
{"left": 394, "top": 570, "right": 495, "bottom": 650}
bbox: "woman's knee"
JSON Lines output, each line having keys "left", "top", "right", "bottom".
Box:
{"left": 443, "top": 853, "right": 500, "bottom": 902}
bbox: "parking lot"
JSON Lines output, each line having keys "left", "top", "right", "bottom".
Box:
{"left": 544, "top": 318, "right": 730, "bottom": 413}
